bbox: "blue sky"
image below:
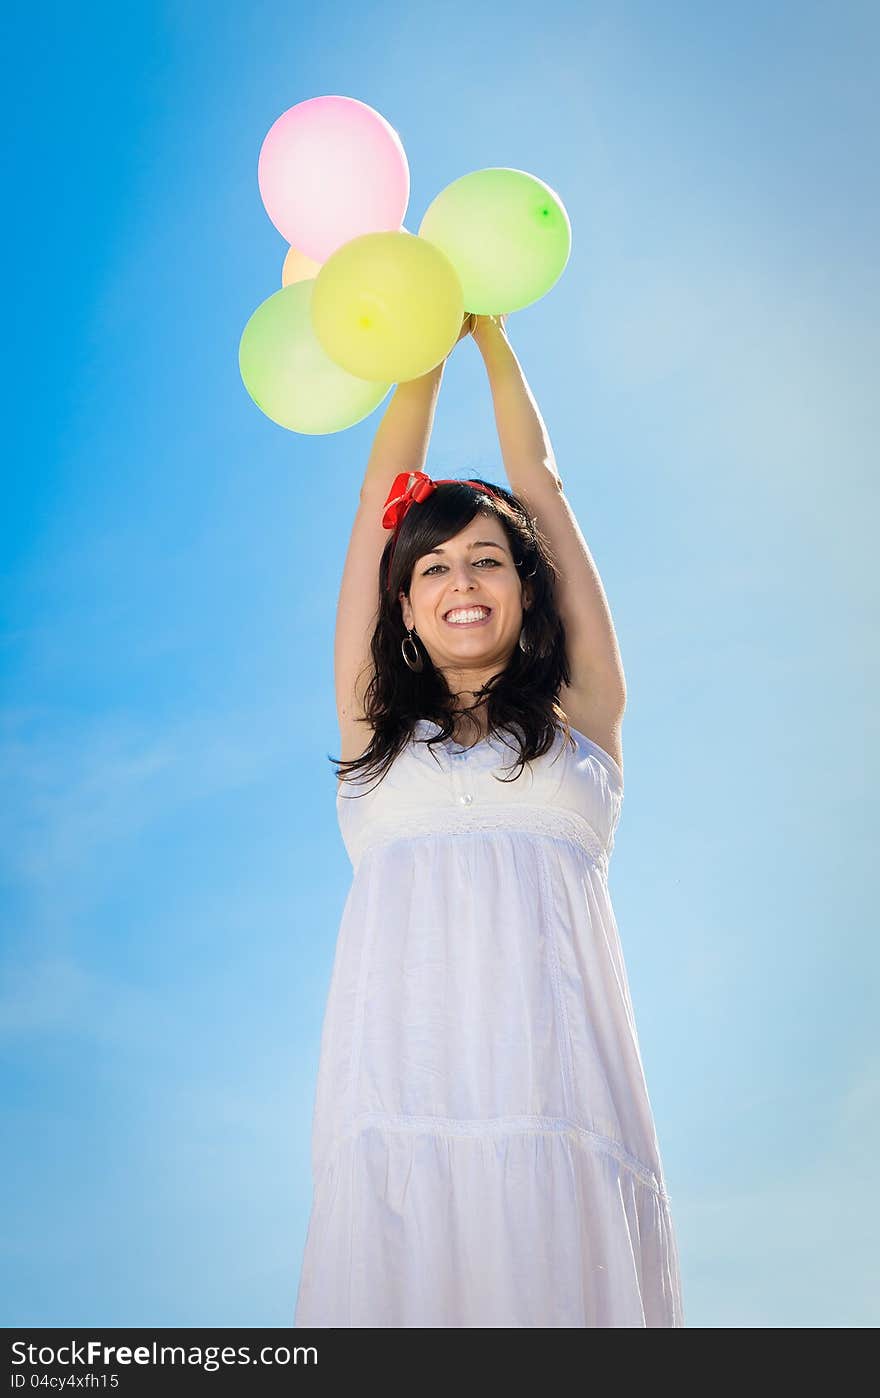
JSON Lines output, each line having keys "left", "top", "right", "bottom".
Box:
{"left": 2, "top": 0, "right": 877, "bottom": 1328}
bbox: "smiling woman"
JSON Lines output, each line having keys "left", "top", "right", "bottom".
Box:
{"left": 294, "top": 322, "right": 684, "bottom": 1328}
{"left": 402, "top": 515, "right": 532, "bottom": 706}
{"left": 331, "top": 472, "right": 570, "bottom": 781}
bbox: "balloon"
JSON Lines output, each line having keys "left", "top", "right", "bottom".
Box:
{"left": 310, "top": 230, "right": 463, "bottom": 383}
{"left": 281, "top": 223, "right": 409, "bottom": 289}
{"left": 282, "top": 244, "right": 321, "bottom": 286}
{"left": 418, "top": 168, "right": 571, "bottom": 313}
{"left": 258, "top": 95, "right": 410, "bottom": 261}
{"left": 238, "top": 281, "right": 392, "bottom": 435}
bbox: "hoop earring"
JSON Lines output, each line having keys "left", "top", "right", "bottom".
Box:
{"left": 518, "top": 625, "right": 529, "bottom": 654}
{"left": 401, "top": 628, "right": 424, "bottom": 672}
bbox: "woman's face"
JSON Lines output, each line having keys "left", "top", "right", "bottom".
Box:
{"left": 399, "top": 515, "right": 531, "bottom": 677}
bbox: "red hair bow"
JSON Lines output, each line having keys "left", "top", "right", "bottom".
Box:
{"left": 381, "top": 471, "right": 499, "bottom": 595}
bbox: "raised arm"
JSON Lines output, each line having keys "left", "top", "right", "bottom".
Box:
{"left": 471, "top": 315, "right": 626, "bottom": 760}
{"left": 335, "top": 318, "right": 473, "bottom": 760}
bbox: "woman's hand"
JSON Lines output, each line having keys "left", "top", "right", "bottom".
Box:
{"left": 452, "top": 311, "right": 476, "bottom": 347}
{"left": 471, "top": 312, "right": 509, "bottom": 347}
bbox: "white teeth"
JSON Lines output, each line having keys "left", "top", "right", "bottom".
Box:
{"left": 445, "top": 607, "right": 490, "bottom": 623}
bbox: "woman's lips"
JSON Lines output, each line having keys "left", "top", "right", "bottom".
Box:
{"left": 442, "top": 608, "right": 493, "bottom": 628}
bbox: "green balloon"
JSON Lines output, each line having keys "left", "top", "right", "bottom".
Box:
{"left": 239, "top": 281, "right": 392, "bottom": 435}
{"left": 418, "top": 167, "right": 571, "bottom": 314}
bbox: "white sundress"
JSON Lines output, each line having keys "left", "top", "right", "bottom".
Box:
{"left": 293, "top": 718, "right": 685, "bottom": 1327}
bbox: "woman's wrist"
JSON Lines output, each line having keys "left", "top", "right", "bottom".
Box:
{"left": 401, "top": 357, "right": 446, "bottom": 391}
{"left": 471, "top": 314, "right": 510, "bottom": 355}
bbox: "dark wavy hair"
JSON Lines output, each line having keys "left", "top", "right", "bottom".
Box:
{"left": 331, "top": 477, "right": 577, "bottom": 795}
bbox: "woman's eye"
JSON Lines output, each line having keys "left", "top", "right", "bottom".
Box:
{"left": 423, "top": 558, "right": 501, "bottom": 575}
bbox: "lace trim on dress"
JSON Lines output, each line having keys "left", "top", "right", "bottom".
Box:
{"left": 346, "top": 803, "right": 610, "bottom": 871}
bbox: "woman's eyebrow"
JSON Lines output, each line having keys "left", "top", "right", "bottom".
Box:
{"left": 424, "top": 541, "right": 505, "bottom": 556}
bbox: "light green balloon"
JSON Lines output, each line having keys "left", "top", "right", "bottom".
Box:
{"left": 418, "top": 167, "right": 571, "bottom": 314}
{"left": 239, "top": 281, "right": 392, "bottom": 435}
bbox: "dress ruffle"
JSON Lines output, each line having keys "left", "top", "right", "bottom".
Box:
{"left": 295, "top": 1117, "right": 684, "bottom": 1327}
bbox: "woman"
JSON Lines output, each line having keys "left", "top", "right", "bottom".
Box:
{"left": 293, "top": 312, "right": 685, "bottom": 1327}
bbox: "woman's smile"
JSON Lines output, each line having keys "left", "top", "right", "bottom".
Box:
{"left": 442, "top": 606, "right": 494, "bottom": 627}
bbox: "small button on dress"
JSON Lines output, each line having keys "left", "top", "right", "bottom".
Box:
{"left": 294, "top": 718, "right": 685, "bottom": 1328}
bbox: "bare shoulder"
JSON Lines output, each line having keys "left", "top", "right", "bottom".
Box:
{"left": 558, "top": 677, "right": 625, "bottom": 778}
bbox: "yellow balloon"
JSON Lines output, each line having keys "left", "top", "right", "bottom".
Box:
{"left": 310, "top": 230, "right": 463, "bottom": 382}
{"left": 281, "top": 244, "right": 322, "bottom": 286}
{"left": 282, "top": 224, "right": 408, "bottom": 288}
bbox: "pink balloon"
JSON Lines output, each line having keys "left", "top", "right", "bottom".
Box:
{"left": 258, "top": 95, "right": 410, "bottom": 262}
